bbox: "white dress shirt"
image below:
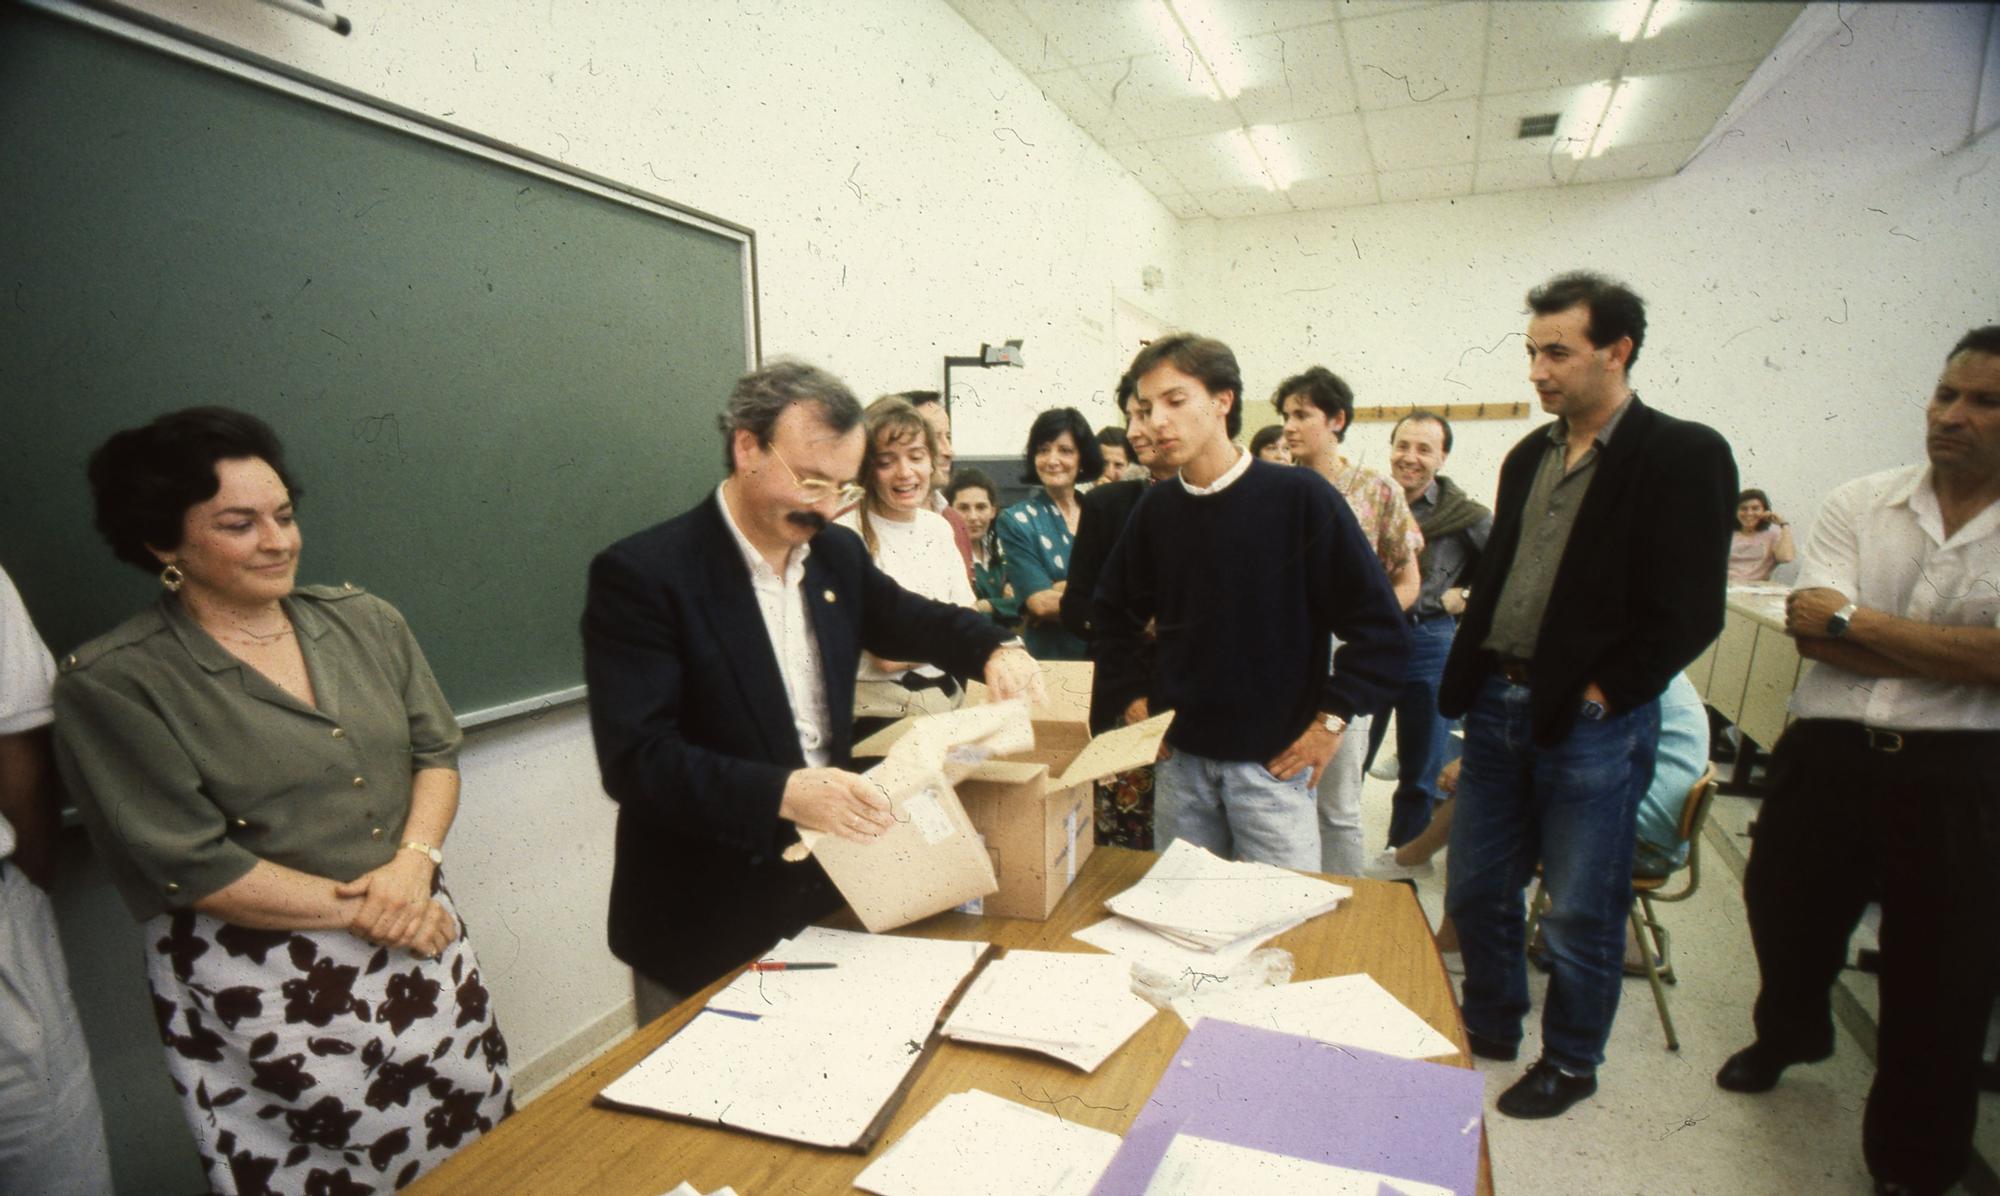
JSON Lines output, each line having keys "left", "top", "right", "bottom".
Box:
{"left": 716, "top": 484, "right": 832, "bottom": 766}
{"left": 1178, "top": 444, "right": 1252, "bottom": 496}
{"left": 1790, "top": 464, "right": 2000, "bottom": 731}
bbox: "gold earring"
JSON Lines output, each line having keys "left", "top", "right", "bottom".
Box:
{"left": 160, "top": 563, "right": 185, "bottom": 593}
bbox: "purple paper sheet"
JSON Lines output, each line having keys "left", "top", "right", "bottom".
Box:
{"left": 1091, "top": 1019, "right": 1486, "bottom": 1195}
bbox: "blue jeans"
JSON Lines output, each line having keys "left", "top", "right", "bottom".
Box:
{"left": 1443, "top": 674, "right": 1661, "bottom": 1074}
{"left": 1155, "top": 749, "right": 1319, "bottom": 872}
{"left": 1369, "top": 615, "right": 1461, "bottom": 848}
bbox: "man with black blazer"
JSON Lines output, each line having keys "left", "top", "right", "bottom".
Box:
{"left": 1437, "top": 273, "right": 1736, "bottom": 1119}
{"left": 582, "top": 361, "right": 1041, "bottom": 1022}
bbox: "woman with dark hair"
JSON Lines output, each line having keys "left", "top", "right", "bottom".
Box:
{"left": 835, "top": 396, "right": 976, "bottom": 733}
{"left": 1728, "top": 487, "right": 1794, "bottom": 581}
{"left": 999, "top": 407, "right": 1101, "bottom": 660}
{"left": 1250, "top": 424, "right": 1291, "bottom": 464}
{"left": 51, "top": 407, "right": 510, "bottom": 1195}
{"left": 944, "top": 467, "right": 1021, "bottom": 629}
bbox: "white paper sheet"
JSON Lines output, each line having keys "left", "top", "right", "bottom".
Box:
{"left": 1105, "top": 840, "right": 1350, "bottom": 950}
{"left": 855, "top": 1088, "right": 1121, "bottom": 1196}
{"left": 1184, "top": 973, "right": 1459, "bottom": 1060}
{"left": 943, "top": 950, "right": 1158, "bottom": 1072}
{"left": 707, "top": 926, "right": 987, "bottom": 1041}
{"left": 604, "top": 928, "right": 988, "bottom": 1149}
{"left": 1142, "top": 1134, "right": 1453, "bottom": 1196}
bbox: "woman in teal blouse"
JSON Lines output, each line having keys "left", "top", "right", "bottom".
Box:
{"left": 998, "top": 407, "right": 1100, "bottom": 661}
{"left": 943, "top": 467, "right": 1021, "bottom": 629}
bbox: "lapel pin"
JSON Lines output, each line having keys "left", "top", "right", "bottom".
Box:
{"left": 823, "top": 589, "right": 837, "bottom": 604}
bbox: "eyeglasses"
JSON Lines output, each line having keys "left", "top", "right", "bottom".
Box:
{"left": 767, "top": 444, "right": 865, "bottom": 508}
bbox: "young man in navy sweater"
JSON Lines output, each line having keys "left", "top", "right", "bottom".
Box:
{"left": 1090, "top": 334, "right": 1408, "bottom": 870}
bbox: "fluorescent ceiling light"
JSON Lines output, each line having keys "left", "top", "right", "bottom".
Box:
{"left": 1170, "top": 0, "right": 1249, "bottom": 100}
{"left": 1244, "top": 124, "right": 1297, "bottom": 190}
{"left": 1570, "top": 78, "right": 1644, "bottom": 160}
{"left": 1615, "top": 0, "right": 1681, "bottom": 42}
{"left": 1590, "top": 78, "right": 1642, "bottom": 157}
{"left": 1569, "top": 81, "right": 1614, "bottom": 159}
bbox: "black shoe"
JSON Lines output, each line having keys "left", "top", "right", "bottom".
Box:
{"left": 1464, "top": 1029, "right": 1518, "bottom": 1062}
{"left": 1715, "top": 1042, "right": 1829, "bottom": 1094}
{"left": 1496, "top": 1060, "right": 1597, "bottom": 1119}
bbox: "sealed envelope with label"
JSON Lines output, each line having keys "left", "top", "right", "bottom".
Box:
{"left": 786, "top": 700, "right": 1036, "bottom": 932}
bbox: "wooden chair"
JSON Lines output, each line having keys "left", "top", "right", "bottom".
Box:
{"left": 1526, "top": 764, "right": 1721, "bottom": 1051}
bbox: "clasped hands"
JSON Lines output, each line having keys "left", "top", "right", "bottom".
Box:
{"left": 337, "top": 850, "right": 456, "bottom": 958}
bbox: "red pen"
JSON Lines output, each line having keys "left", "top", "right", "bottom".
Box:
{"left": 745, "top": 961, "right": 838, "bottom": 973}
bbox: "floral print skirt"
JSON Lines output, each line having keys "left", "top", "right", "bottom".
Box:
{"left": 142, "top": 884, "right": 512, "bottom": 1195}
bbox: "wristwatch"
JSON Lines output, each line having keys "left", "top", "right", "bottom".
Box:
{"left": 1826, "top": 602, "right": 1859, "bottom": 638}
{"left": 1320, "top": 712, "right": 1348, "bottom": 736}
{"left": 401, "top": 840, "right": 443, "bottom": 865}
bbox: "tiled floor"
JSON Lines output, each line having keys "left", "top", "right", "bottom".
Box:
{"left": 1354, "top": 763, "right": 2000, "bottom": 1194}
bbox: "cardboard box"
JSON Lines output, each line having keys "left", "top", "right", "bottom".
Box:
{"left": 857, "top": 662, "right": 1172, "bottom": 921}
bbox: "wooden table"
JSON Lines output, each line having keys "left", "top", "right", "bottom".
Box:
{"left": 1687, "top": 587, "right": 1805, "bottom": 792}
{"left": 410, "top": 847, "right": 1494, "bottom": 1195}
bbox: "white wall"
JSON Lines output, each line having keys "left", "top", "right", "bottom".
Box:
{"left": 1176, "top": 2, "right": 2000, "bottom": 519}
{"left": 61, "top": 0, "right": 1180, "bottom": 1187}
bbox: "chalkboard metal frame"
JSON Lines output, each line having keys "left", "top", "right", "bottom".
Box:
{"left": 12, "top": 0, "right": 762, "bottom": 727}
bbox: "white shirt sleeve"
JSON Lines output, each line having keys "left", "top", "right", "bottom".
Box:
{"left": 1791, "top": 479, "right": 1863, "bottom": 598}
{"left": 0, "top": 565, "right": 57, "bottom": 736}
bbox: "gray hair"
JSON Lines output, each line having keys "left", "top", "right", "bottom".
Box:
{"left": 717, "top": 359, "right": 864, "bottom": 472}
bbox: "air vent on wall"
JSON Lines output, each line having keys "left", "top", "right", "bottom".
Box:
{"left": 1518, "top": 113, "right": 1560, "bottom": 139}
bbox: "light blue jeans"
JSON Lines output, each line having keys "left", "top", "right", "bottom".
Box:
{"left": 1155, "top": 749, "right": 1319, "bottom": 871}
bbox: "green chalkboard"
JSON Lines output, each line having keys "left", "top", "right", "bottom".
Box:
{"left": 0, "top": 3, "right": 757, "bottom": 720}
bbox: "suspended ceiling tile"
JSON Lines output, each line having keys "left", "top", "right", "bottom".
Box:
{"left": 1103, "top": 138, "right": 1191, "bottom": 193}
{"left": 1376, "top": 161, "right": 1476, "bottom": 203}
{"left": 1009, "top": 0, "right": 1172, "bottom": 69}
{"left": 1624, "top": 2, "right": 1808, "bottom": 74}
{"left": 1334, "top": 0, "right": 1454, "bottom": 19}
{"left": 1232, "top": 20, "right": 1361, "bottom": 125}
{"left": 1073, "top": 49, "right": 1247, "bottom": 141}
{"left": 946, "top": 0, "right": 1071, "bottom": 74}
{"left": 1482, "top": 1, "right": 1630, "bottom": 93}
{"left": 1610, "top": 64, "right": 1754, "bottom": 148}
{"left": 1474, "top": 153, "right": 1573, "bottom": 193}
{"left": 1032, "top": 66, "right": 1144, "bottom": 146}
{"left": 1156, "top": 191, "right": 1210, "bottom": 219}
{"left": 1195, "top": 184, "right": 1298, "bottom": 218}
{"left": 1363, "top": 98, "right": 1481, "bottom": 171}
{"left": 1342, "top": 1, "right": 1491, "bottom": 111}
{"left": 1568, "top": 136, "right": 1699, "bottom": 185}
{"left": 1145, "top": 127, "right": 1269, "bottom": 192}
{"left": 1284, "top": 171, "right": 1381, "bottom": 210}
{"left": 1476, "top": 82, "right": 1604, "bottom": 162}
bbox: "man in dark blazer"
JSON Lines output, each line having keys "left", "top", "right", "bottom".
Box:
{"left": 1437, "top": 272, "right": 1736, "bottom": 1119}
{"left": 582, "top": 361, "right": 1040, "bottom": 1021}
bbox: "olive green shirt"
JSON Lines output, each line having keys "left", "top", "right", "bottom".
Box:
{"left": 51, "top": 584, "right": 460, "bottom": 920}
{"left": 1483, "top": 397, "right": 1634, "bottom": 661}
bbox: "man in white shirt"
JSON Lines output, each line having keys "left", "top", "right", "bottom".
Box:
{"left": 1718, "top": 326, "right": 2000, "bottom": 1196}
{"left": 0, "top": 564, "right": 113, "bottom": 1194}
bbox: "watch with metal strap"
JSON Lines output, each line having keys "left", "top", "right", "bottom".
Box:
{"left": 1826, "top": 602, "right": 1859, "bottom": 638}
{"left": 400, "top": 840, "right": 443, "bottom": 865}
{"left": 1320, "top": 712, "right": 1348, "bottom": 735}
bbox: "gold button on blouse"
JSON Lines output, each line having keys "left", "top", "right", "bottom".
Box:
{"left": 164, "top": 882, "right": 181, "bottom": 895}
{"left": 331, "top": 727, "right": 346, "bottom": 740}
{"left": 233, "top": 817, "right": 249, "bottom": 829}
{"left": 352, "top": 776, "right": 367, "bottom": 789}
{"left": 370, "top": 827, "right": 384, "bottom": 840}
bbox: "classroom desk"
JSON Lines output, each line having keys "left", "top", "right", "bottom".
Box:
{"left": 1688, "top": 587, "right": 1806, "bottom": 793}
{"left": 409, "top": 846, "right": 1494, "bottom": 1195}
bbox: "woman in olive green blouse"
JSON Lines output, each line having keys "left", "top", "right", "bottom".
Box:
{"left": 51, "top": 408, "right": 510, "bottom": 1195}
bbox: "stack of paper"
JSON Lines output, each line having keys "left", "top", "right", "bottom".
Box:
{"left": 599, "top": 928, "right": 988, "bottom": 1151}
{"left": 1181, "top": 972, "right": 1459, "bottom": 1059}
{"left": 1142, "top": 1136, "right": 1452, "bottom": 1195}
{"left": 856, "top": 1088, "right": 1122, "bottom": 1196}
{"left": 943, "top": 950, "right": 1159, "bottom": 1071}
{"left": 1104, "top": 840, "right": 1350, "bottom": 951}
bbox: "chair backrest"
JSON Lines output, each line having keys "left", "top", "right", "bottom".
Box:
{"left": 1675, "top": 764, "right": 1720, "bottom": 846}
